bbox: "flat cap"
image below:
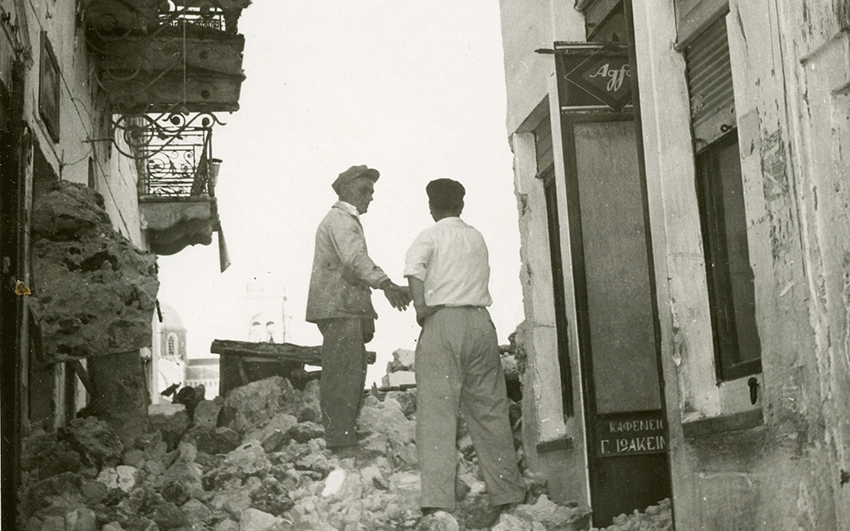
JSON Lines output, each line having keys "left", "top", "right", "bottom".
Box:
{"left": 332, "top": 165, "right": 380, "bottom": 194}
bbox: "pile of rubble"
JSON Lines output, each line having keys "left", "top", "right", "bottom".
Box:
{"left": 20, "top": 349, "right": 597, "bottom": 531}
{"left": 589, "top": 500, "right": 671, "bottom": 531}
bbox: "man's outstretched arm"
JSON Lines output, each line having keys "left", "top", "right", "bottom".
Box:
{"left": 407, "top": 276, "right": 438, "bottom": 325}
{"left": 381, "top": 279, "right": 411, "bottom": 310}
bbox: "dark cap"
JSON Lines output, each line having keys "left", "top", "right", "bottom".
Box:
{"left": 332, "top": 165, "right": 380, "bottom": 194}
{"left": 426, "top": 178, "right": 465, "bottom": 212}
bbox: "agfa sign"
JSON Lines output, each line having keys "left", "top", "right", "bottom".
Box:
{"left": 554, "top": 42, "right": 632, "bottom": 111}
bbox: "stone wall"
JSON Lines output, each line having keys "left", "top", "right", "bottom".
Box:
{"left": 29, "top": 181, "right": 159, "bottom": 361}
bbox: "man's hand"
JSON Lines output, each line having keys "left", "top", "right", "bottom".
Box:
{"left": 381, "top": 280, "right": 411, "bottom": 310}
{"left": 414, "top": 303, "right": 442, "bottom": 326}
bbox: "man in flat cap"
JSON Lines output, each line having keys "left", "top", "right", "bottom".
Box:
{"left": 306, "top": 164, "right": 410, "bottom": 452}
{"left": 404, "top": 178, "right": 525, "bottom": 516}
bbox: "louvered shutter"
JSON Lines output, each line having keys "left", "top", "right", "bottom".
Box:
{"left": 534, "top": 113, "right": 554, "bottom": 178}
{"left": 685, "top": 17, "right": 736, "bottom": 149}
{"left": 675, "top": 0, "right": 728, "bottom": 47}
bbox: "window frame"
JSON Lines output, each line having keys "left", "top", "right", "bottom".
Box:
{"left": 694, "top": 131, "right": 762, "bottom": 382}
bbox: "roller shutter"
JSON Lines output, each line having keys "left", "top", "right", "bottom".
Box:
{"left": 684, "top": 17, "right": 735, "bottom": 149}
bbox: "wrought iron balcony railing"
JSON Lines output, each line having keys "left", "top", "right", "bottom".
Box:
{"left": 125, "top": 111, "right": 224, "bottom": 199}
{"left": 83, "top": 0, "right": 248, "bottom": 36}
{"left": 158, "top": 4, "right": 229, "bottom": 32}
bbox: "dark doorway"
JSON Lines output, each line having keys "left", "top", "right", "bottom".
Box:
{"left": 561, "top": 113, "right": 671, "bottom": 525}
{"left": 0, "top": 63, "right": 26, "bottom": 531}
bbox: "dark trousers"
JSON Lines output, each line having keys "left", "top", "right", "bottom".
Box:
{"left": 317, "top": 318, "right": 371, "bottom": 448}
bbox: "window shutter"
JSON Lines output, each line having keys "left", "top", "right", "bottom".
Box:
{"left": 534, "top": 113, "right": 554, "bottom": 178}
{"left": 675, "top": 0, "right": 728, "bottom": 48}
{"left": 685, "top": 17, "right": 735, "bottom": 149}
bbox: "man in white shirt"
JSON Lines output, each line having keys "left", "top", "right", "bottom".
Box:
{"left": 306, "top": 164, "right": 409, "bottom": 451}
{"left": 404, "top": 178, "right": 525, "bottom": 515}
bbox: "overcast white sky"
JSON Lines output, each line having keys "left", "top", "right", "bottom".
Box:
{"left": 157, "top": 1, "right": 523, "bottom": 386}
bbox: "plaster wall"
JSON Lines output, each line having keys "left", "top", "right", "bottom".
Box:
{"left": 632, "top": 0, "right": 850, "bottom": 527}
{"left": 2, "top": 0, "right": 149, "bottom": 428}
{"left": 0, "top": 0, "right": 144, "bottom": 247}
{"left": 500, "top": 0, "right": 591, "bottom": 506}
{"left": 499, "top": 0, "right": 583, "bottom": 133}
{"left": 512, "top": 127, "right": 589, "bottom": 505}
{"left": 777, "top": 0, "right": 850, "bottom": 524}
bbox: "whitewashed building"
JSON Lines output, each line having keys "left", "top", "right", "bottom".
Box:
{"left": 498, "top": 0, "right": 850, "bottom": 527}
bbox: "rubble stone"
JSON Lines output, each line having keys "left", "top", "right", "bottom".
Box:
{"left": 159, "top": 442, "right": 204, "bottom": 500}
{"left": 416, "top": 510, "right": 460, "bottom": 531}
{"left": 193, "top": 400, "right": 223, "bottom": 429}
{"left": 210, "top": 488, "right": 253, "bottom": 519}
{"left": 222, "top": 377, "right": 289, "bottom": 434}
{"left": 41, "top": 515, "right": 67, "bottom": 531}
{"left": 188, "top": 426, "right": 242, "bottom": 455}
{"left": 62, "top": 417, "right": 124, "bottom": 469}
{"left": 590, "top": 499, "right": 671, "bottom": 531}
{"left": 205, "top": 440, "right": 271, "bottom": 491}
{"left": 223, "top": 440, "right": 271, "bottom": 477}
{"left": 30, "top": 181, "right": 159, "bottom": 362}
{"left": 65, "top": 507, "right": 97, "bottom": 531}
{"left": 321, "top": 468, "right": 346, "bottom": 498}
{"left": 250, "top": 477, "right": 294, "bottom": 514}
{"left": 245, "top": 412, "right": 298, "bottom": 447}
{"left": 386, "top": 390, "right": 417, "bottom": 419}
{"left": 97, "top": 466, "right": 139, "bottom": 492}
{"left": 289, "top": 421, "right": 325, "bottom": 444}
{"left": 18, "top": 341, "right": 599, "bottom": 531}
{"left": 215, "top": 518, "right": 240, "bottom": 531}
{"left": 293, "top": 451, "right": 333, "bottom": 478}
{"left": 144, "top": 459, "right": 165, "bottom": 477}
{"left": 513, "top": 495, "right": 592, "bottom": 530}
{"left": 122, "top": 449, "right": 145, "bottom": 467}
{"left": 23, "top": 429, "right": 84, "bottom": 480}
{"left": 149, "top": 499, "right": 190, "bottom": 530}
{"left": 386, "top": 349, "right": 416, "bottom": 373}
{"left": 24, "top": 471, "right": 85, "bottom": 517}
{"left": 239, "top": 508, "right": 282, "bottom": 531}
{"left": 492, "top": 513, "right": 535, "bottom": 531}
{"left": 382, "top": 370, "right": 416, "bottom": 388}
{"left": 357, "top": 398, "right": 414, "bottom": 449}
{"left": 148, "top": 403, "right": 190, "bottom": 450}
{"left": 296, "top": 380, "right": 322, "bottom": 423}
{"left": 80, "top": 479, "right": 108, "bottom": 504}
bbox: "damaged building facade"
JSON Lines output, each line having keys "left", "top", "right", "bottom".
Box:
{"left": 499, "top": 0, "right": 850, "bottom": 528}
{"left": 1, "top": 0, "right": 253, "bottom": 526}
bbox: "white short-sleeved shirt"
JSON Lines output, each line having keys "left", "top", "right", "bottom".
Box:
{"left": 404, "top": 217, "right": 492, "bottom": 307}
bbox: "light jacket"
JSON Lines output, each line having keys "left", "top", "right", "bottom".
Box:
{"left": 306, "top": 202, "right": 389, "bottom": 322}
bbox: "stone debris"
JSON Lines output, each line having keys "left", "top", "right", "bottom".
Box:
{"left": 589, "top": 499, "right": 671, "bottom": 531}
{"left": 20, "top": 345, "right": 593, "bottom": 531}
{"left": 29, "top": 181, "right": 159, "bottom": 361}
{"left": 381, "top": 348, "right": 416, "bottom": 389}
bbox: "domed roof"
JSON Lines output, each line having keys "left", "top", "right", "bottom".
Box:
{"left": 160, "top": 303, "right": 185, "bottom": 330}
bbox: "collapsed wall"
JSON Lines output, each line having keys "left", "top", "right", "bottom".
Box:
{"left": 28, "top": 181, "right": 159, "bottom": 425}
{"left": 29, "top": 181, "right": 159, "bottom": 361}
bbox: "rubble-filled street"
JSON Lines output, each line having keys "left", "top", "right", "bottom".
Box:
{"left": 19, "top": 348, "right": 671, "bottom": 531}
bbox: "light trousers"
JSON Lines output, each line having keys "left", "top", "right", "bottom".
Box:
{"left": 415, "top": 307, "right": 526, "bottom": 510}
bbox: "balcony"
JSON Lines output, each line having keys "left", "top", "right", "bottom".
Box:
{"left": 130, "top": 112, "right": 225, "bottom": 261}
{"left": 83, "top": 0, "right": 250, "bottom": 114}
{"left": 81, "top": 1, "right": 244, "bottom": 269}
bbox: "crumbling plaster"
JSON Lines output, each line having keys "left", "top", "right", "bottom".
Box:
{"left": 631, "top": 0, "right": 850, "bottom": 527}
